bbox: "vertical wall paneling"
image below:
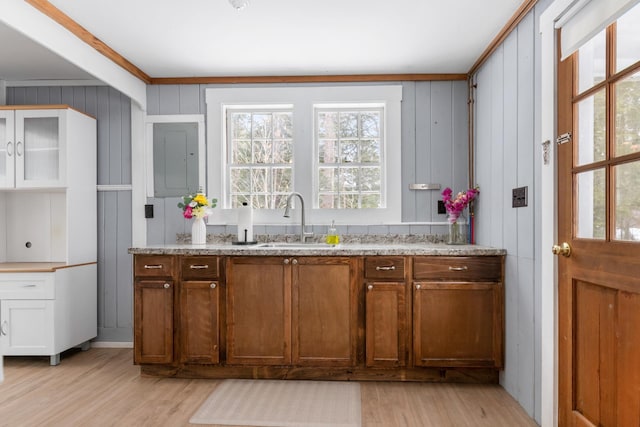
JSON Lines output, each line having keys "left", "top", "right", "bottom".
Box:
{"left": 472, "top": 0, "right": 551, "bottom": 422}
{"left": 7, "top": 85, "right": 134, "bottom": 343}
{"left": 158, "top": 85, "right": 180, "bottom": 115}
{"left": 179, "top": 84, "right": 201, "bottom": 114}
{"left": 452, "top": 81, "right": 469, "bottom": 195}
{"left": 400, "top": 81, "right": 417, "bottom": 222}
{"left": 415, "top": 82, "right": 432, "bottom": 222}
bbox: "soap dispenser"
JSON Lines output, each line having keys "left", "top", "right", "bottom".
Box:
{"left": 326, "top": 220, "right": 340, "bottom": 245}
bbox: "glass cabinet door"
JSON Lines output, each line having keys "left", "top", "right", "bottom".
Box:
{"left": 15, "top": 110, "right": 64, "bottom": 188}
{"left": 0, "top": 110, "right": 16, "bottom": 188}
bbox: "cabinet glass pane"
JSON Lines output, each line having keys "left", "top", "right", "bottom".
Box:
{"left": 577, "top": 29, "right": 605, "bottom": 94}
{"left": 576, "top": 169, "right": 606, "bottom": 239}
{"left": 615, "top": 70, "right": 640, "bottom": 157}
{"left": 23, "top": 117, "right": 59, "bottom": 181}
{"left": 614, "top": 161, "right": 640, "bottom": 242}
{"left": 616, "top": 3, "right": 640, "bottom": 72}
{"left": 0, "top": 117, "right": 6, "bottom": 181}
{"left": 576, "top": 90, "right": 606, "bottom": 166}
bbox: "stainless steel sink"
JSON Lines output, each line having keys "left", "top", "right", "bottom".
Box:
{"left": 257, "top": 242, "right": 336, "bottom": 249}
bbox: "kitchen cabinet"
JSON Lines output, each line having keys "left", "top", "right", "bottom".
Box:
{"left": 133, "top": 255, "right": 175, "bottom": 364}
{"left": 0, "top": 106, "right": 94, "bottom": 189}
{"left": 0, "top": 264, "right": 97, "bottom": 366}
{"left": 226, "top": 257, "right": 291, "bottom": 365}
{"left": 412, "top": 256, "right": 504, "bottom": 368}
{"left": 178, "top": 256, "right": 221, "bottom": 364}
{"left": 364, "top": 257, "right": 407, "bottom": 367}
{"left": 292, "top": 257, "right": 357, "bottom": 367}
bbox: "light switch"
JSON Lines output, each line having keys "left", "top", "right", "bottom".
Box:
{"left": 512, "top": 186, "right": 528, "bottom": 208}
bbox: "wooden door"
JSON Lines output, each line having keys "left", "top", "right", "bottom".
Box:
{"left": 292, "top": 257, "right": 358, "bottom": 367}
{"left": 557, "top": 19, "right": 640, "bottom": 426}
{"left": 179, "top": 280, "right": 219, "bottom": 364}
{"left": 365, "top": 281, "right": 407, "bottom": 367}
{"left": 226, "top": 257, "right": 291, "bottom": 365}
{"left": 134, "top": 280, "right": 174, "bottom": 364}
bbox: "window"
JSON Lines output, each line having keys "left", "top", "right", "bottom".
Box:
{"left": 206, "top": 86, "right": 402, "bottom": 225}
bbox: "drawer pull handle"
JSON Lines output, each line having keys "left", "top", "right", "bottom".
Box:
{"left": 376, "top": 265, "right": 396, "bottom": 271}
{"left": 448, "top": 266, "right": 468, "bottom": 271}
{"left": 190, "top": 265, "right": 209, "bottom": 269}
{"left": 144, "top": 264, "right": 163, "bottom": 269}
{"left": 1, "top": 321, "right": 8, "bottom": 336}
{"left": 163, "top": 283, "right": 171, "bottom": 289}
{"left": 210, "top": 283, "right": 217, "bottom": 289}
{"left": 22, "top": 284, "right": 37, "bottom": 288}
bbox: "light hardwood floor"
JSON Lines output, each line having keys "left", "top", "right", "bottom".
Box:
{"left": 0, "top": 348, "right": 538, "bottom": 426}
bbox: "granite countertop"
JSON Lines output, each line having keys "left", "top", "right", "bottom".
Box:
{"left": 128, "top": 243, "right": 505, "bottom": 257}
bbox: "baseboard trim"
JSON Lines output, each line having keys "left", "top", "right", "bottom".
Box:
{"left": 91, "top": 341, "right": 133, "bottom": 348}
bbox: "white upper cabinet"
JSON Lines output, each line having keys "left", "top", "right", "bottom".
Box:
{"left": 0, "top": 106, "right": 94, "bottom": 189}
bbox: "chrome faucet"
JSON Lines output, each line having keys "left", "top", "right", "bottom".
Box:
{"left": 283, "top": 192, "right": 314, "bottom": 243}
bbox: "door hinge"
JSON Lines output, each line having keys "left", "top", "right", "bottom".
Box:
{"left": 556, "top": 132, "right": 572, "bottom": 145}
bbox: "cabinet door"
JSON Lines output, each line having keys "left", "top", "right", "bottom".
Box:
{"left": 179, "top": 280, "right": 220, "bottom": 364}
{"left": 0, "top": 299, "right": 54, "bottom": 355}
{"left": 0, "top": 110, "right": 15, "bottom": 188}
{"left": 413, "top": 281, "right": 503, "bottom": 368}
{"left": 292, "top": 257, "right": 357, "bottom": 367}
{"left": 226, "top": 257, "right": 291, "bottom": 365}
{"left": 365, "top": 281, "right": 407, "bottom": 367}
{"left": 134, "top": 280, "right": 174, "bottom": 364}
{"left": 14, "top": 109, "right": 64, "bottom": 188}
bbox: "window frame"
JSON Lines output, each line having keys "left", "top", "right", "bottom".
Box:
{"left": 205, "top": 85, "right": 402, "bottom": 225}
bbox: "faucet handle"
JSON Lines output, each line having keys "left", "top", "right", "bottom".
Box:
{"left": 302, "top": 230, "right": 315, "bottom": 242}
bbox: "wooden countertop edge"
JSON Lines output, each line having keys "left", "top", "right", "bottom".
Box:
{"left": 0, "top": 261, "right": 97, "bottom": 273}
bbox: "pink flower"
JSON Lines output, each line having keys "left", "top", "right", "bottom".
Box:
{"left": 442, "top": 186, "right": 479, "bottom": 222}
{"left": 183, "top": 205, "right": 193, "bottom": 219}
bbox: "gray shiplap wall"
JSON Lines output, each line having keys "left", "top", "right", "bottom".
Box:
{"left": 472, "top": 0, "right": 550, "bottom": 423}
{"left": 7, "top": 86, "right": 133, "bottom": 342}
{"left": 145, "top": 81, "right": 469, "bottom": 244}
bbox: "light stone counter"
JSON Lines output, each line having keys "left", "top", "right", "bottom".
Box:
{"left": 128, "top": 242, "right": 505, "bottom": 257}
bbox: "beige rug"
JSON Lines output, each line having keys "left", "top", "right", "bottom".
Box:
{"left": 189, "top": 379, "right": 361, "bottom": 427}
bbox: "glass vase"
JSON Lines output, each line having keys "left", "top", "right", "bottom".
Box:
{"left": 447, "top": 214, "right": 467, "bottom": 245}
{"left": 191, "top": 217, "right": 207, "bottom": 245}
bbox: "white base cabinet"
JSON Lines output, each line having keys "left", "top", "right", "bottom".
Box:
{"left": 0, "top": 264, "right": 97, "bottom": 365}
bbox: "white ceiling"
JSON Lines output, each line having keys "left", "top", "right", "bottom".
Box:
{"left": 1, "top": 0, "right": 524, "bottom": 82}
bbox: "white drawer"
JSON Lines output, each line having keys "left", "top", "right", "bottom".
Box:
{"left": 0, "top": 273, "right": 55, "bottom": 299}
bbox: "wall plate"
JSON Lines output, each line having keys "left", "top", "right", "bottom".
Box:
{"left": 512, "top": 186, "right": 528, "bottom": 208}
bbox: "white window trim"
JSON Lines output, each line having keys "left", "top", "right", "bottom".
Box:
{"left": 205, "top": 85, "right": 402, "bottom": 225}
{"left": 144, "top": 114, "right": 206, "bottom": 198}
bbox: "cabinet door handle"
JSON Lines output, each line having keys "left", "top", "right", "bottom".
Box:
{"left": 1, "top": 321, "right": 8, "bottom": 336}
{"left": 448, "top": 266, "right": 468, "bottom": 271}
{"left": 190, "top": 265, "right": 209, "bottom": 269}
{"left": 144, "top": 264, "right": 163, "bottom": 269}
{"left": 283, "top": 259, "right": 290, "bottom": 265}
{"left": 415, "top": 284, "right": 422, "bottom": 290}
{"left": 6, "top": 141, "right": 12, "bottom": 157}
{"left": 210, "top": 283, "right": 217, "bottom": 289}
{"left": 16, "top": 141, "right": 23, "bottom": 156}
{"left": 163, "top": 283, "right": 171, "bottom": 289}
{"left": 292, "top": 259, "right": 298, "bottom": 265}
{"left": 367, "top": 284, "right": 374, "bottom": 290}
{"left": 376, "top": 265, "right": 396, "bottom": 271}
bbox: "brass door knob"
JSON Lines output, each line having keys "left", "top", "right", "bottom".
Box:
{"left": 552, "top": 242, "right": 571, "bottom": 257}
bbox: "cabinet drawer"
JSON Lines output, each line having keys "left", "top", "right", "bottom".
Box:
{"left": 134, "top": 255, "right": 175, "bottom": 278}
{"left": 364, "top": 257, "right": 405, "bottom": 279}
{"left": 0, "top": 274, "right": 55, "bottom": 299}
{"left": 181, "top": 256, "right": 220, "bottom": 280}
{"left": 413, "top": 256, "right": 502, "bottom": 281}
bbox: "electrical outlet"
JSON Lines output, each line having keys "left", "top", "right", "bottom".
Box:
{"left": 144, "top": 204, "right": 154, "bottom": 218}
{"left": 437, "top": 200, "right": 446, "bottom": 214}
{"left": 512, "top": 186, "right": 528, "bottom": 208}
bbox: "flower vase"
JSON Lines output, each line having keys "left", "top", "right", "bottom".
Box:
{"left": 191, "top": 217, "right": 207, "bottom": 245}
{"left": 447, "top": 213, "right": 467, "bottom": 245}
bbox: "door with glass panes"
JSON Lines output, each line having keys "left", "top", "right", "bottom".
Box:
{"left": 557, "top": 5, "right": 640, "bottom": 426}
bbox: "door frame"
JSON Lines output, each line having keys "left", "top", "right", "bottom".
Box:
{"left": 540, "top": 1, "right": 582, "bottom": 426}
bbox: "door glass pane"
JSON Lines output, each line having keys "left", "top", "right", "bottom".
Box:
{"left": 23, "top": 117, "right": 59, "bottom": 182}
{"left": 576, "top": 169, "right": 606, "bottom": 239}
{"left": 578, "top": 29, "right": 605, "bottom": 94}
{"left": 616, "top": 2, "right": 640, "bottom": 72}
{"left": 615, "top": 70, "right": 640, "bottom": 157}
{"left": 576, "top": 90, "right": 606, "bottom": 166}
{"left": 614, "top": 161, "right": 640, "bottom": 241}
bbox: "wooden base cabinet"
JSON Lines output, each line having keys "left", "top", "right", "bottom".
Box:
{"left": 412, "top": 256, "right": 504, "bottom": 368}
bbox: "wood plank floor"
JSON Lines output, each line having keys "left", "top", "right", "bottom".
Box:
{"left": 0, "top": 348, "right": 538, "bottom": 426}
